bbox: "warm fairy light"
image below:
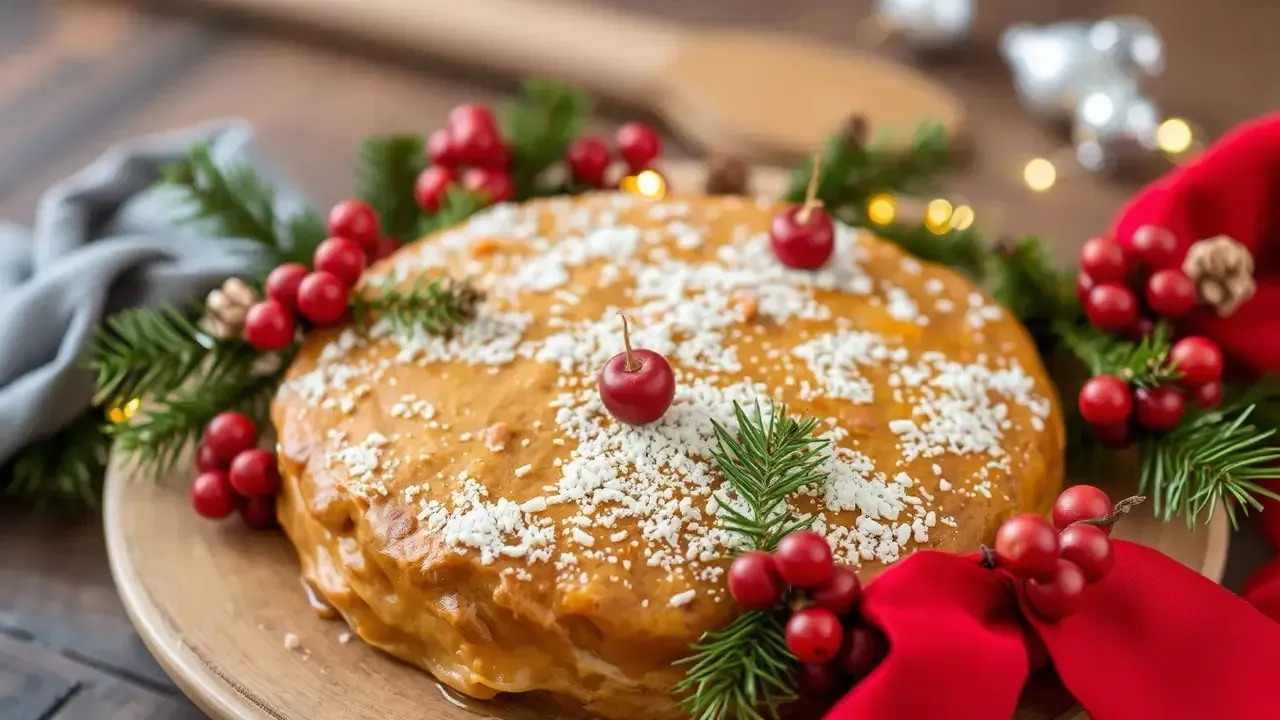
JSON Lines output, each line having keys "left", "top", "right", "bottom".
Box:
{"left": 1023, "top": 158, "right": 1057, "bottom": 192}
{"left": 624, "top": 169, "right": 666, "bottom": 199}
{"left": 924, "top": 198, "right": 953, "bottom": 235}
{"left": 949, "top": 204, "right": 975, "bottom": 230}
{"left": 109, "top": 397, "right": 141, "bottom": 424}
{"left": 866, "top": 194, "right": 896, "bottom": 225}
{"left": 1157, "top": 118, "right": 1193, "bottom": 154}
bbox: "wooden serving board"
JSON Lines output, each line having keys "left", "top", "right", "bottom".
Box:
{"left": 103, "top": 161, "right": 1228, "bottom": 720}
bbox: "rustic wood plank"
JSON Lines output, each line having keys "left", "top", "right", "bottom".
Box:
{"left": 0, "top": 644, "right": 80, "bottom": 720}
{"left": 50, "top": 679, "right": 207, "bottom": 720}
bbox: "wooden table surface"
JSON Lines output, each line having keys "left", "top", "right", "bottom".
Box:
{"left": 1, "top": 0, "right": 1276, "bottom": 717}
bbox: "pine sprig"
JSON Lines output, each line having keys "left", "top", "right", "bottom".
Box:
{"left": 785, "top": 121, "right": 951, "bottom": 211}
{"left": 418, "top": 187, "right": 489, "bottom": 236}
{"left": 1057, "top": 321, "right": 1181, "bottom": 388}
{"left": 500, "top": 79, "right": 590, "bottom": 200}
{"left": 352, "top": 275, "right": 485, "bottom": 334}
{"left": 357, "top": 134, "right": 426, "bottom": 241}
{"left": 5, "top": 412, "right": 110, "bottom": 507}
{"left": 871, "top": 222, "right": 989, "bottom": 281}
{"left": 89, "top": 304, "right": 216, "bottom": 409}
{"left": 672, "top": 611, "right": 797, "bottom": 720}
{"left": 991, "top": 236, "right": 1079, "bottom": 331}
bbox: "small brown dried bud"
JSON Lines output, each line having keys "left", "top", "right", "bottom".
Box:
{"left": 840, "top": 115, "right": 870, "bottom": 152}
{"left": 704, "top": 156, "right": 751, "bottom": 195}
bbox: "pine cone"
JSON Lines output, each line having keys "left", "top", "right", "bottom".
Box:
{"left": 1181, "top": 235, "right": 1255, "bottom": 317}
{"left": 448, "top": 278, "right": 486, "bottom": 322}
{"left": 704, "top": 156, "right": 751, "bottom": 196}
{"left": 200, "top": 277, "right": 260, "bottom": 339}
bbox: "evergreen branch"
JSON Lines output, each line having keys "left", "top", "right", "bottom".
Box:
{"left": 5, "top": 412, "right": 110, "bottom": 507}
{"left": 673, "top": 611, "right": 797, "bottom": 720}
{"left": 870, "top": 222, "right": 989, "bottom": 281}
{"left": 991, "top": 236, "right": 1080, "bottom": 329}
{"left": 277, "top": 210, "right": 329, "bottom": 268}
{"left": 357, "top": 134, "right": 426, "bottom": 241}
{"left": 418, "top": 187, "right": 489, "bottom": 236}
{"left": 352, "top": 275, "right": 485, "bottom": 334}
{"left": 1057, "top": 321, "right": 1180, "bottom": 388}
{"left": 88, "top": 304, "right": 217, "bottom": 409}
{"left": 500, "top": 79, "right": 590, "bottom": 201}
{"left": 785, "top": 121, "right": 951, "bottom": 209}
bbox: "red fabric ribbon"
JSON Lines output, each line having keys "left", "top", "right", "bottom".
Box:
{"left": 825, "top": 541, "right": 1280, "bottom": 719}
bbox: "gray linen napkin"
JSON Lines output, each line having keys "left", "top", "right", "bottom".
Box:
{"left": 0, "top": 121, "right": 313, "bottom": 464}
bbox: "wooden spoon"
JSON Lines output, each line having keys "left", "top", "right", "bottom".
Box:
{"left": 176, "top": 0, "right": 965, "bottom": 161}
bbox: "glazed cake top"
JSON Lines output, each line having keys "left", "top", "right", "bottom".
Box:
{"left": 274, "top": 191, "right": 1062, "bottom": 621}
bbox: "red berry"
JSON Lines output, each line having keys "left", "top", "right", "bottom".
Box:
{"left": 1145, "top": 269, "right": 1198, "bottom": 318}
{"left": 195, "top": 443, "right": 226, "bottom": 473}
{"left": 1079, "top": 237, "right": 1128, "bottom": 283}
{"left": 427, "top": 128, "right": 458, "bottom": 166}
{"left": 1077, "top": 375, "right": 1133, "bottom": 425}
{"left": 727, "top": 551, "right": 784, "bottom": 611}
{"left": 313, "top": 237, "right": 368, "bottom": 287}
{"left": 785, "top": 607, "right": 844, "bottom": 664}
{"left": 370, "top": 236, "right": 400, "bottom": 262}
{"left": 838, "top": 626, "right": 887, "bottom": 678}
{"left": 1052, "top": 485, "right": 1114, "bottom": 532}
{"left": 239, "top": 494, "right": 277, "bottom": 530}
{"left": 264, "top": 263, "right": 309, "bottom": 309}
{"left": 566, "top": 136, "right": 612, "bottom": 186}
{"left": 191, "top": 470, "right": 237, "bottom": 519}
{"left": 462, "top": 167, "right": 515, "bottom": 205}
{"left": 449, "top": 103, "right": 497, "bottom": 133}
{"left": 616, "top": 121, "right": 662, "bottom": 172}
{"left": 774, "top": 530, "right": 834, "bottom": 588}
{"left": 243, "top": 300, "right": 296, "bottom": 351}
{"left": 1085, "top": 283, "right": 1138, "bottom": 332}
{"left": 326, "top": 200, "right": 380, "bottom": 250}
{"left": 450, "top": 105, "right": 506, "bottom": 168}
{"left": 1135, "top": 386, "right": 1186, "bottom": 431}
{"left": 994, "top": 514, "right": 1059, "bottom": 579}
{"left": 1169, "top": 336, "right": 1224, "bottom": 387}
{"left": 1089, "top": 421, "right": 1133, "bottom": 449}
{"left": 796, "top": 662, "right": 844, "bottom": 697}
{"left": 228, "top": 448, "right": 281, "bottom": 497}
{"left": 414, "top": 165, "right": 456, "bottom": 213}
{"left": 1075, "top": 273, "right": 1096, "bottom": 304}
{"left": 203, "top": 411, "right": 256, "bottom": 462}
{"left": 1024, "top": 558, "right": 1088, "bottom": 620}
{"left": 809, "top": 565, "right": 862, "bottom": 615}
{"left": 296, "top": 271, "right": 351, "bottom": 325}
{"left": 1129, "top": 225, "right": 1179, "bottom": 268}
{"left": 771, "top": 206, "right": 835, "bottom": 270}
{"left": 597, "top": 316, "right": 675, "bottom": 425}
{"left": 1191, "top": 379, "right": 1223, "bottom": 408}
{"left": 1058, "top": 524, "right": 1114, "bottom": 582}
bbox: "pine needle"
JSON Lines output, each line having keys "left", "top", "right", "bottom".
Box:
{"left": 1057, "top": 321, "right": 1181, "bottom": 388}
{"left": 88, "top": 304, "right": 216, "bottom": 409}
{"left": 418, "top": 187, "right": 489, "bottom": 236}
{"left": 352, "top": 275, "right": 485, "bottom": 334}
{"left": 357, "top": 134, "right": 426, "bottom": 241}
{"left": 500, "top": 79, "right": 590, "bottom": 200}
{"left": 673, "top": 611, "right": 797, "bottom": 720}
{"left": 5, "top": 412, "right": 110, "bottom": 507}
{"left": 871, "top": 222, "right": 989, "bottom": 281}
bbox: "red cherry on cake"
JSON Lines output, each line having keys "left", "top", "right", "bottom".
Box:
{"left": 191, "top": 470, "right": 237, "bottom": 519}
{"left": 994, "top": 514, "right": 1059, "bottom": 579}
{"left": 195, "top": 443, "right": 226, "bottom": 473}
{"left": 616, "top": 121, "right": 662, "bottom": 172}
{"left": 296, "top": 271, "right": 351, "bottom": 325}
{"left": 771, "top": 156, "right": 834, "bottom": 270}
{"left": 598, "top": 315, "right": 675, "bottom": 425}
{"left": 414, "top": 165, "right": 456, "bottom": 212}
{"left": 427, "top": 128, "right": 458, "bottom": 167}
{"left": 314, "top": 237, "right": 368, "bottom": 287}
{"left": 1089, "top": 420, "right": 1133, "bottom": 449}
{"left": 1169, "top": 336, "right": 1224, "bottom": 387}
{"left": 785, "top": 607, "right": 844, "bottom": 664}
{"left": 229, "top": 449, "right": 281, "bottom": 497}
{"left": 774, "top": 530, "right": 834, "bottom": 588}
{"left": 796, "top": 662, "right": 843, "bottom": 696}
{"left": 243, "top": 300, "right": 296, "bottom": 351}
{"left": 1129, "top": 225, "right": 1179, "bottom": 268}
{"left": 1058, "top": 524, "right": 1114, "bottom": 582}
{"left": 463, "top": 167, "right": 515, "bottom": 205}
{"left": 809, "top": 565, "right": 862, "bottom": 615}
{"left": 1084, "top": 283, "right": 1138, "bottom": 332}
{"left": 203, "top": 411, "right": 256, "bottom": 463}
{"left": 1135, "top": 386, "right": 1186, "bottom": 431}
{"left": 1145, "top": 269, "right": 1198, "bottom": 318}
{"left": 327, "top": 199, "right": 380, "bottom": 251}
{"left": 838, "top": 626, "right": 887, "bottom": 678}
{"left": 566, "top": 136, "right": 612, "bottom": 187}
{"left": 265, "top": 262, "right": 309, "bottom": 310}
{"left": 1024, "top": 558, "right": 1088, "bottom": 620}
{"left": 1079, "top": 236, "right": 1128, "bottom": 283}
{"left": 727, "top": 551, "right": 784, "bottom": 610}
{"left": 239, "top": 494, "right": 278, "bottom": 530}
{"left": 1077, "top": 375, "right": 1133, "bottom": 425}
{"left": 1191, "top": 379, "right": 1223, "bottom": 408}
{"left": 1053, "top": 485, "right": 1114, "bottom": 533}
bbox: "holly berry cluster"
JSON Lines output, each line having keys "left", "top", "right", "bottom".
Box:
{"left": 189, "top": 411, "right": 280, "bottom": 529}
{"left": 726, "top": 530, "right": 887, "bottom": 699}
{"left": 993, "top": 485, "right": 1124, "bottom": 620}
{"left": 1077, "top": 230, "right": 1198, "bottom": 337}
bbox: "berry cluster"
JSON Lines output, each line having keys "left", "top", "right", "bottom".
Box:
{"left": 994, "top": 485, "right": 1119, "bottom": 620}
{"left": 1077, "top": 229, "right": 1197, "bottom": 336}
{"left": 1077, "top": 335, "right": 1225, "bottom": 447}
{"left": 190, "top": 411, "right": 280, "bottom": 529}
{"left": 727, "top": 531, "right": 887, "bottom": 698}
{"left": 566, "top": 121, "right": 663, "bottom": 187}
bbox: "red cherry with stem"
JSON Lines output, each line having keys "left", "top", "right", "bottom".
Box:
{"left": 314, "top": 237, "right": 368, "bottom": 287}
{"left": 191, "top": 470, "right": 237, "bottom": 519}
{"left": 1024, "top": 558, "right": 1088, "bottom": 620}
{"left": 616, "top": 121, "right": 662, "bottom": 172}
{"left": 427, "top": 128, "right": 458, "bottom": 167}
{"left": 296, "top": 271, "right": 351, "bottom": 325}
{"left": 265, "top": 263, "right": 308, "bottom": 310}
{"left": 1085, "top": 283, "right": 1138, "bottom": 332}
{"left": 770, "top": 156, "right": 835, "bottom": 270}
{"left": 1129, "top": 225, "right": 1179, "bottom": 268}
{"left": 239, "top": 494, "right": 277, "bottom": 530}
{"left": 1145, "top": 269, "right": 1198, "bottom": 318}
{"left": 1053, "top": 485, "right": 1114, "bottom": 532}
{"left": 838, "top": 626, "right": 887, "bottom": 678}
{"left": 203, "top": 411, "right": 256, "bottom": 463}
{"left": 1077, "top": 375, "right": 1133, "bottom": 425}
{"left": 195, "top": 443, "right": 226, "bottom": 473}
{"left": 796, "top": 662, "right": 844, "bottom": 697}
{"left": 994, "top": 514, "right": 1059, "bottom": 579}
{"left": 808, "top": 565, "right": 862, "bottom": 615}
{"left": 1080, "top": 237, "right": 1128, "bottom": 283}
{"left": 463, "top": 167, "right": 515, "bottom": 205}
{"left": 1170, "top": 336, "right": 1224, "bottom": 387}
{"left": 229, "top": 448, "right": 281, "bottom": 497}
{"left": 775, "top": 530, "right": 835, "bottom": 588}
{"left": 1135, "top": 386, "right": 1186, "bottom": 431}
{"left": 566, "top": 136, "right": 612, "bottom": 186}
{"left": 414, "top": 165, "right": 456, "bottom": 213}
{"left": 785, "top": 607, "right": 844, "bottom": 664}
{"left": 1191, "top": 379, "right": 1223, "bottom": 408}
{"left": 370, "top": 236, "right": 400, "bottom": 262}
{"left": 1058, "top": 524, "right": 1114, "bottom": 582}
{"left": 1089, "top": 420, "right": 1133, "bottom": 449}
{"left": 1075, "top": 273, "right": 1096, "bottom": 304}
{"left": 726, "top": 551, "right": 784, "bottom": 610}
{"left": 597, "top": 315, "right": 675, "bottom": 425}
{"left": 326, "top": 200, "right": 380, "bottom": 250}
{"left": 243, "top": 300, "right": 296, "bottom": 351}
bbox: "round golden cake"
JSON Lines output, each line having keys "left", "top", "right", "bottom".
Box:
{"left": 273, "top": 192, "right": 1064, "bottom": 719}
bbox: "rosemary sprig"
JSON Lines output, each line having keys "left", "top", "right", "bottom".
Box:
{"left": 352, "top": 275, "right": 485, "bottom": 333}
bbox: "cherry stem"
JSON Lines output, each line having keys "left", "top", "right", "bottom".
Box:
{"left": 619, "top": 313, "right": 641, "bottom": 373}
{"left": 1073, "top": 495, "right": 1146, "bottom": 528}
{"left": 797, "top": 154, "right": 825, "bottom": 225}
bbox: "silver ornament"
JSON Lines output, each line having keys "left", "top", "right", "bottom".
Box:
{"left": 1073, "top": 82, "right": 1160, "bottom": 171}
{"left": 874, "top": 0, "right": 974, "bottom": 50}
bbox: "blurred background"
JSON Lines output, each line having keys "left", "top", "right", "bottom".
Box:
{"left": 0, "top": 0, "right": 1275, "bottom": 717}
